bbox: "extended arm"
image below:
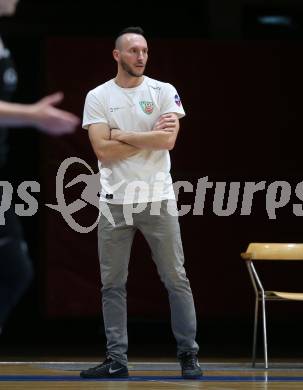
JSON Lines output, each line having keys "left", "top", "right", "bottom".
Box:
{"left": 88, "top": 122, "right": 140, "bottom": 165}
{"left": 0, "top": 92, "right": 79, "bottom": 135}
{"left": 111, "top": 113, "right": 180, "bottom": 151}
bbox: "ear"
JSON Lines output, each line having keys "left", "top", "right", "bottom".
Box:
{"left": 113, "top": 49, "right": 119, "bottom": 62}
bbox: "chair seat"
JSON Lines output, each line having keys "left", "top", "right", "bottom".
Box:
{"left": 270, "top": 291, "right": 303, "bottom": 300}
{"left": 242, "top": 242, "right": 303, "bottom": 368}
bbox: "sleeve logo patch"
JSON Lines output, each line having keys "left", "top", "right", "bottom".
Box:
{"left": 175, "top": 94, "right": 182, "bottom": 107}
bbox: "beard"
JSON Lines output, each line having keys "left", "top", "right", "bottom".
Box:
{"left": 120, "top": 59, "right": 145, "bottom": 77}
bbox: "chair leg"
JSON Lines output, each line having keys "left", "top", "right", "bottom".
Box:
{"left": 252, "top": 297, "right": 259, "bottom": 367}
{"left": 261, "top": 295, "right": 268, "bottom": 369}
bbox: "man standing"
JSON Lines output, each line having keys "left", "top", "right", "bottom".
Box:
{"left": 81, "top": 26, "right": 202, "bottom": 379}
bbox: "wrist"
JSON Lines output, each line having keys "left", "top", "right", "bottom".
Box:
{"left": 24, "top": 103, "right": 41, "bottom": 127}
{"left": 111, "top": 128, "right": 122, "bottom": 141}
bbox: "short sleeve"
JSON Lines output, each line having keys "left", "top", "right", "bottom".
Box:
{"left": 160, "top": 83, "right": 186, "bottom": 119}
{"left": 82, "top": 91, "right": 109, "bottom": 130}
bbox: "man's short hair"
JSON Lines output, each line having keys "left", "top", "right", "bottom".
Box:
{"left": 115, "top": 27, "right": 145, "bottom": 49}
{"left": 116, "top": 26, "right": 144, "bottom": 39}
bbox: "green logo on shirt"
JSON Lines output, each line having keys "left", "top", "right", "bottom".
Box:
{"left": 139, "top": 101, "right": 154, "bottom": 114}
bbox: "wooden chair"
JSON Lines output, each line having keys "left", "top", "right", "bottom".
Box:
{"left": 241, "top": 243, "right": 303, "bottom": 368}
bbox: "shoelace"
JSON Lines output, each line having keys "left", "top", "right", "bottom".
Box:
{"left": 101, "top": 358, "right": 113, "bottom": 366}
{"left": 181, "top": 354, "right": 197, "bottom": 369}
{"left": 89, "top": 359, "right": 112, "bottom": 371}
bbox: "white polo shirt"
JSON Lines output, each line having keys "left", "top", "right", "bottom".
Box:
{"left": 83, "top": 76, "right": 185, "bottom": 204}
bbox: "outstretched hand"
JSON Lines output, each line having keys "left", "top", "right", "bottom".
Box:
{"left": 31, "top": 92, "right": 80, "bottom": 135}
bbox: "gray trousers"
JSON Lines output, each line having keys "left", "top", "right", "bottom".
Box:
{"left": 98, "top": 200, "right": 199, "bottom": 365}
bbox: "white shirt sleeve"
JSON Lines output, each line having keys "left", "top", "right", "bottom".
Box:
{"left": 82, "top": 91, "right": 109, "bottom": 130}
{"left": 160, "top": 83, "right": 186, "bottom": 119}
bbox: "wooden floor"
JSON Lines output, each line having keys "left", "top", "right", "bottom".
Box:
{"left": 1, "top": 360, "right": 303, "bottom": 389}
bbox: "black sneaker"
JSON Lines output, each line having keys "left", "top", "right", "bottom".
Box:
{"left": 179, "top": 352, "right": 202, "bottom": 379}
{"left": 80, "top": 358, "right": 129, "bottom": 378}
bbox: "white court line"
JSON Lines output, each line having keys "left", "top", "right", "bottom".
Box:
{"left": 0, "top": 361, "right": 301, "bottom": 364}
{"left": 0, "top": 361, "right": 262, "bottom": 364}
{"left": 0, "top": 361, "right": 179, "bottom": 367}
{"left": 1, "top": 361, "right": 303, "bottom": 371}
{"left": 0, "top": 362, "right": 100, "bottom": 365}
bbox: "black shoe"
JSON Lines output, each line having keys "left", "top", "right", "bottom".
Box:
{"left": 179, "top": 352, "right": 202, "bottom": 379}
{"left": 80, "top": 358, "right": 129, "bottom": 378}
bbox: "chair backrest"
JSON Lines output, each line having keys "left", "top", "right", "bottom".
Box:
{"left": 241, "top": 243, "right": 303, "bottom": 261}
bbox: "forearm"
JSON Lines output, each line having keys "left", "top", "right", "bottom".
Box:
{"left": 95, "top": 139, "right": 140, "bottom": 164}
{"left": 0, "top": 101, "right": 36, "bottom": 127}
{"left": 113, "top": 130, "right": 175, "bottom": 150}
